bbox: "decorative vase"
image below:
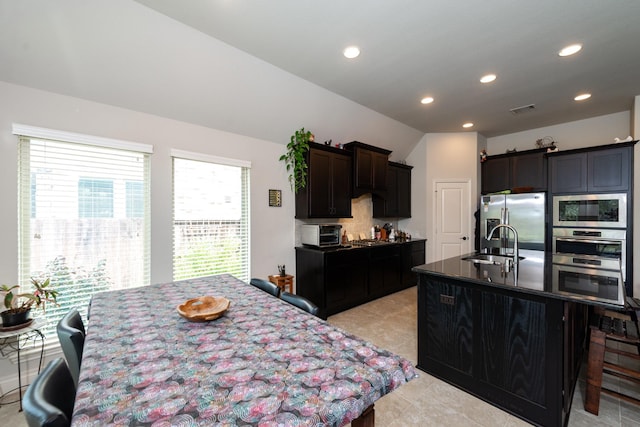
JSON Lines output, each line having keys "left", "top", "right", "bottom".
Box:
{"left": 0, "top": 309, "right": 32, "bottom": 327}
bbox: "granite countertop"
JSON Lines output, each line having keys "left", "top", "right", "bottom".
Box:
{"left": 296, "top": 238, "right": 427, "bottom": 252}
{"left": 412, "top": 249, "right": 626, "bottom": 308}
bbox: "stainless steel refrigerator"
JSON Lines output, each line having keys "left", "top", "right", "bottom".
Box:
{"left": 479, "top": 192, "right": 546, "bottom": 253}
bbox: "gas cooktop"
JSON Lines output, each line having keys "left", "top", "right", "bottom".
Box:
{"left": 350, "top": 239, "right": 391, "bottom": 247}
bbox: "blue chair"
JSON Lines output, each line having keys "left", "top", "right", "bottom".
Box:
{"left": 56, "top": 309, "right": 85, "bottom": 387}
{"left": 249, "top": 278, "right": 281, "bottom": 298}
{"left": 280, "top": 292, "right": 319, "bottom": 316}
{"left": 22, "top": 357, "right": 76, "bottom": 427}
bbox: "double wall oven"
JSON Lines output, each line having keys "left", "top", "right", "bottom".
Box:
{"left": 552, "top": 193, "right": 628, "bottom": 303}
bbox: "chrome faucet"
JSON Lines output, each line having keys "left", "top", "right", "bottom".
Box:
{"left": 487, "top": 224, "right": 519, "bottom": 280}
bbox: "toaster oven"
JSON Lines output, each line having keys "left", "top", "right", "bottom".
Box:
{"left": 300, "top": 224, "right": 342, "bottom": 248}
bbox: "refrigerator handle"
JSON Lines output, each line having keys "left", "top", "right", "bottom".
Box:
{"left": 500, "top": 208, "right": 509, "bottom": 225}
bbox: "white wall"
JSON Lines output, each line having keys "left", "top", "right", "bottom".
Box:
{"left": 405, "top": 132, "right": 481, "bottom": 263}
{"left": 486, "top": 111, "right": 630, "bottom": 155}
{"left": 404, "top": 137, "right": 428, "bottom": 240}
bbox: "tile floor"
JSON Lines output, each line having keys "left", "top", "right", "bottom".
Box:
{"left": 1, "top": 286, "right": 638, "bottom": 426}
{"left": 327, "top": 286, "right": 640, "bottom": 427}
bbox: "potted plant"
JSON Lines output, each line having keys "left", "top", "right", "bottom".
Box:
{"left": 1, "top": 278, "right": 58, "bottom": 327}
{"left": 279, "top": 128, "right": 313, "bottom": 193}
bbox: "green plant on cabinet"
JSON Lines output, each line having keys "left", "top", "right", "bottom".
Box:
{"left": 280, "top": 128, "right": 313, "bottom": 193}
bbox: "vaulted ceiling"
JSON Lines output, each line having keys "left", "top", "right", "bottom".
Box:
{"left": 2, "top": 0, "right": 639, "bottom": 149}
{"left": 136, "top": 0, "right": 640, "bottom": 137}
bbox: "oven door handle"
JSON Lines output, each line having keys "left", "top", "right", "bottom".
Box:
{"left": 556, "top": 238, "right": 622, "bottom": 245}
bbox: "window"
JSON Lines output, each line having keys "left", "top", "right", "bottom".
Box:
{"left": 126, "top": 181, "right": 144, "bottom": 218}
{"left": 14, "top": 124, "right": 152, "bottom": 342}
{"left": 172, "top": 151, "right": 250, "bottom": 282}
{"left": 78, "top": 178, "right": 114, "bottom": 218}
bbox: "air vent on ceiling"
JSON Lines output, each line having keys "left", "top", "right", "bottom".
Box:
{"left": 509, "top": 104, "right": 536, "bottom": 115}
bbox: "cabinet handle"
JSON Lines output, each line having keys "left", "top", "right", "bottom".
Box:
{"left": 461, "top": 236, "right": 468, "bottom": 241}
{"left": 440, "top": 294, "right": 455, "bottom": 305}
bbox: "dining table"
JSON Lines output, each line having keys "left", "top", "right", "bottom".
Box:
{"left": 71, "top": 274, "right": 417, "bottom": 426}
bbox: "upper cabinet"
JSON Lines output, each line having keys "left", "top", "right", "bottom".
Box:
{"left": 344, "top": 141, "right": 391, "bottom": 197}
{"left": 373, "top": 161, "right": 412, "bottom": 218}
{"left": 549, "top": 142, "right": 635, "bottom": 194}
{"left": 295, "top": 145, "right": 352, "bottom": 218}
{"left": 481, "top": 148, "right": 547, "bottom": 194}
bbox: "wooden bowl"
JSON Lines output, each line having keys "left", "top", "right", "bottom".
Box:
{"left": 176, "top": 296, "right": 230, "bottom": 322}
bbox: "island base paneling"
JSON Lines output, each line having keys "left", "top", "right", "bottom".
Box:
{"left": 417, "top": 273, "right": 580, "bottom": 427}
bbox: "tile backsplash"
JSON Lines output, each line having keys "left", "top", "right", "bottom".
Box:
{"left": 295, "top": 194, "right": 397, "bottom": 245}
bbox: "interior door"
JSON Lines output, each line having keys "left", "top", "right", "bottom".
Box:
{"left": 435, "top": 180, "right": 472, "bottom": 261}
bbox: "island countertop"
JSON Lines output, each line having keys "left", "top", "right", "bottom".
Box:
{"left": 412, "top": 249, "right": 626, "bottom": 309}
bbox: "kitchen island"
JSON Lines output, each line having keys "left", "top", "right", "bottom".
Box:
{"left": 413, "top": 250, "right": 626, "bottom": 427}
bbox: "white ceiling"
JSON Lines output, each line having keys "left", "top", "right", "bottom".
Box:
{"left": 1, "top": 0, "right": 639, "bottom": 146}
{"left": 135, "top": 0, "right": 640, "bottom": 137}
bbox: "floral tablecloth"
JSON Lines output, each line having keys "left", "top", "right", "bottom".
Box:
{"left": 71, "top": 274, "right": 417, "bottom": 426}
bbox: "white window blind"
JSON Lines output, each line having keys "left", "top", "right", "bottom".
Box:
{"left": 172, "top": 154, "right": 250, "bottom": 282}
{"left": 16, "top": 132, "right": 151, "bottom": 342}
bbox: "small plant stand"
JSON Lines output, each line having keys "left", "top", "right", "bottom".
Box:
{"left": 0, "top": 318, "right": 45, "bottom": 412}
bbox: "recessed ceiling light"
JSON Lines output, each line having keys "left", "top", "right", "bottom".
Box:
{"left": 420, "top": 97, "right": 434, "bottom": 104}
{"left": 574, "top": 93, "right": 591, "bottom": 101}
{"left": 480, "top": 74, "right": 497, "bottom": 83}
{"left": 559, "top": 44, "right": 582, "bottom": 57}
{"left": 462, "top": 122, "right": 474, "bottom": 128}
{"left": 343, "top": 46, "right": 360, "bottom": 59}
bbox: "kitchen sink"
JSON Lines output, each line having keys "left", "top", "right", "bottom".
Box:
{"left": 461, "top": 254, "right": 525, "bottom": 265}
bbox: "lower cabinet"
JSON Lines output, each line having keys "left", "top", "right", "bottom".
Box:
{"left": 325, "top": 250, "right": 369, "bottom": 314}
{"left": 296, "top": 240, "right": 425, "bottom": 319}
{"left": 418, "top": 274, "right": 579, "bottom": 427}
{"left": 422, "top": 280, "right": 474, "bottom": 375}
{"left": 401, "top": 240, "right": 426, "bottom": 287}
{"left": 369, "top": 245, "right": 402, "bottom": 299}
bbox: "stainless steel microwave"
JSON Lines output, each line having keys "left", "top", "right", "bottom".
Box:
{"left": 300, "top": 224, "right": 342, "bottom": 248}
{"left": 552, "top": 193, "right": 627, "bottom": 228}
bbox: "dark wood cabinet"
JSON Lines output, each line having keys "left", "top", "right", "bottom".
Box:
{"left": 549, "top": 142, "right": 634, "bottom": 194}
{"left": 588, "top": 146, "right": 631, "bottom": 192}
{"left": 368, "top": 245, "right": 402, "bottom": 299}
{"left": 477, "top": 292, "right": 548, "bottom": 406}
{"left": 296, "top": 145, "right": 352, "bottom": 218}
{"left": 295, "top": 240, "right": 425, "bottom": 319}
{"left": 481, "top": 148, "right": 547, "bottom": 194}
{"left": 417, "top": 273, "right": 568, "bottom": 427}
{"left": 481, "top": 156, "right": 510, "bottom": 194}
{"left": 549, "top": 153, "right": 587, "bottom": 193}
{"left": 421, "top": 279, "right": 474, "bottom": 376}
{"left": 344, "top": 141, "right": 391, "bottom": 197}
{"left": 325, "top": 250, "right": 369, "bottom": 314}
{"left": 373, "top": 162, "right": 412, "bottom": 218}
{"left": 401, "top": 240, "right": 425, "bottom": 287}
{"left": 512, "top": 150, "right": 547, "bottom": 190}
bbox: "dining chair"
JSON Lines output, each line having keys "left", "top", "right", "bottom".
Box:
{"left": 249, "top": 278, "right": 281, "bottom": 298}
{"left": 280, "top": 292, "right": 319, "bottom": 316}
{"left": 56, "top": 308, "right": 86, "bottom": 387}
{"left": 22, "top": 357, "right": 76, "bottom": 427}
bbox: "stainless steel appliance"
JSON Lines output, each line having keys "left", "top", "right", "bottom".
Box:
{"left": 480, "top": 192, "right": 546, "bottom": 252}
{"left": 553, "top": 193, "right": 627, "bottom": 228}
{"left": 552, "top": 228, "right": 626, "bottom": 280}
{"left": 300, "top": 224, "right": 342, "bottom": 248}
{"left": 551, "top": 253, "right": 625, "bottom": 306}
